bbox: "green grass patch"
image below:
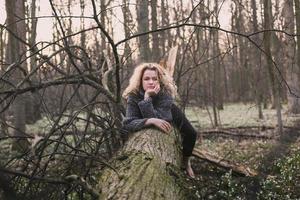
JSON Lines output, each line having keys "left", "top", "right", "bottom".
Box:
{"left": 185, "top": 103, "right": 299, "bottom": 129}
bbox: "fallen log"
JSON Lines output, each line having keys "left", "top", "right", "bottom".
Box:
{"left": 199, "top": 129, "right": 274, "bottom": 139}
{"left": 192, "top": 148, "right": 257, "bottom": 177}
{"left": 97, "top": 128, "right": 189, "bottom": 200}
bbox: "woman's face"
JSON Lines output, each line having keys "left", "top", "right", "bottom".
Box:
{"left": 142, "top": 69, "right": 160, "bottom": 91}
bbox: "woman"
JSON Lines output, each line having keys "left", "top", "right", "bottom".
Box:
{"left": 121, "top": 63, "right": 197, "bottom": 178}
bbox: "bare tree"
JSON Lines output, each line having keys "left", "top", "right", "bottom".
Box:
{"left": 213, "top": 0, "right": 223, "bottom": 110}
{"left": 5, "top": 0, "right": 29, "bottom": 151}
{"left": 0, "top": 18, "right": 7, "bottom": 136}
{"left": 251, "top": 0, "right": 264, "bottom": 119}
{"left": 25, "top": 0, "right": 42, "bottom": 124}
{"left": 283, "top": 0, "right": 300, "bottom": 113}
{"left": 100, "top": 0, "right": 107, "bottom": 50}
{"left": 234, "top": 0, "right": 250, "bottom": 103}
{"left": 263, "top": 0, "right": 283, "bottom": 134}
{"left": 137, "top": 0, "right": 150, "bottom": 61}
{"left": 160, "top": 0, "right": 167, "bottom": 55}
{"left": 230, "top": 3, "right": 240, "bottom": 101}
{"left": 211, "top": 0, "right": 221, "bottom": 126}
{"left": 79, "top": 0, "right": 86, "bottom": 55}
{"left": 151, "top": 0, "right": 160, "bottom": 60}
{"left": 295, "top": 0, "right": 300, "bottom": 100}
{"left": 121, "top": 0, "right": 133, "bottom": 68}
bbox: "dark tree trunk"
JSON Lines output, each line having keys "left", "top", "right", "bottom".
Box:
{"left": 0, "top": 22, "right": 8, "bottom": 136}
{"left": 151, "top": 0, "right": 160, "bottom": 61}
{"left": 25, "top": 0, "right": 41, "bottom": 124}
{"left": 5, "top": 0, "right": 29, "bottom": 151}
{"left": 137, "top": 0, "right": 150, "bottom": 62}
{"left": 294, "top": 0, "right": 300, "bottom": 109}
{"left": 283, "top": 0, "right": 300, "bottom": 113}
{"left": 251, "top": 0, "right": 264, "bottom": 119}
{"left": 263, "top": 0, "right": 283, "bottom": 134}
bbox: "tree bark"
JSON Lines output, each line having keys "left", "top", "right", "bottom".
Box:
{"left": 137, "top": 0, "right": 150, "bottom": 62}
{"left": 295, "top": 0, "right": 300, "bottom": 80}
{"left": 26, "top": 0, "right": 41, "bottom": 124}
{"left": 230, "top": 3, "right": 241, "bottom": 102}
{"left": 0, "top": 22, "right": 7, "bottom": 136}
{"left": 263, "top": 0, "right": 283, "bottom": 134}
{"left": 160, "top": 0, "right": 167, "bottom": 56}
{"left": 283, "top": 0, "right": 300, "bottom": 113}
{"left": 213, "top": 0, "right": 223, "bottom": 110}
{"left": 210, "top": 27, "right": 219, "bottom": 127}
{"left": 294, "top": 0, "right": 300, "bottom": 111}
{"left": 100, "top": 0, "right": 107, "bottom": 50}
{"left": 97, "top": 128, "right": 188, "bottom": 200}
{"left": 151, "top": 0, "right": 159, "bottom": 61}
{"left": 234, "top": 0, "right": 250, "bottom": 103}
{"left": 251, "top": 0, "right": 264, "bottom": 119}
{"left": 5, "top": 0, "right": 28, "bottom": 151}
{"left": 121, "top": 0, "right": 133, "bottom": 68}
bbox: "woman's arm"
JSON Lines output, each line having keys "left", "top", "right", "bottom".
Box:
{"left": 138, "top": 94, "right": 173, "bottom": 121}
{"left": 122, "top": 96, "right": 148, "bottom": 132}
{"left": 137, "top": 97, "right": 156, "bottom": 118}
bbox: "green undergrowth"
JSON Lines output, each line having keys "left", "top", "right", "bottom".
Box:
{"left": 183, "top": 103, "right": 300, "bottom": 199}
{"left": 257, "top": 151, "right": 300, "bottom": 199}
{"left": 189, "top": 144, "right": 300, "bottom": 199}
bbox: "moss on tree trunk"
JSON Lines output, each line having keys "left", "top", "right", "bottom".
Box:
{"left": 97, "top": 128, "right": 190, "bottom": 200}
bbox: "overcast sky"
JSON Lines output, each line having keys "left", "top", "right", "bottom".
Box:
{"left": 0, "top": 0, "right": 231, "bottom": 43}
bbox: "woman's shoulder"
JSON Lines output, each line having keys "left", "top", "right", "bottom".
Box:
{"left": 158, "top": 91, "right": 173, "bottom": 101}
{"left": 127, "top": 92, "right": 143, "bottom": 102}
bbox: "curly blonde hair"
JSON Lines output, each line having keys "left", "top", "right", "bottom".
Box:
{"left": 122, "top": 63, "right": 177, "bottom": 99}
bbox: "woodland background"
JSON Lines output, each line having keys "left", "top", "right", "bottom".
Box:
{"left": 0, "top": 0, "right": 300, "bottom": 199}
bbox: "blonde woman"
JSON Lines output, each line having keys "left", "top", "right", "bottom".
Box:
{"left": 122, "top": 63, "right": 197, "bottom": 178}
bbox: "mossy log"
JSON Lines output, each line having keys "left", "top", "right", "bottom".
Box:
{"left": 97, "top": 128, "right": 189, "bottom": 200}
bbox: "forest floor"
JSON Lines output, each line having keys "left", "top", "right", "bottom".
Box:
{"left": 185, "top": 103, "right": 300, "bottom": 199}
{"left": 2, "top": 103, "right": 300, "bottom": 199}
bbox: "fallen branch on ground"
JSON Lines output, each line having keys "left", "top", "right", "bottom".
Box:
{"left": 192, "top": 147, "right": 257, "bottom": 177}
{"left": 199, "top": 129, "right": 274, "bottom": 139}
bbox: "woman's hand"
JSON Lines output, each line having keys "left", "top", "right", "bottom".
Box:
{"left": 144, "top": 85, "right": 160, "bottom": 100}
{"left": 145, "top": 118, "right": 172, "bottom": 134}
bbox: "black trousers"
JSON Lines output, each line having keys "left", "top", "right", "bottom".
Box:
{"left": 171, "top": 104, "right": 197, "bottom": 157}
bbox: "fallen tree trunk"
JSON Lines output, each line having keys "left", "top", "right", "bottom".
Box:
{"left": 192, "top": 148, "right": 257, "bottom": 177}
{"left": 97, "top": 128, "right": 189, "bottom": 200}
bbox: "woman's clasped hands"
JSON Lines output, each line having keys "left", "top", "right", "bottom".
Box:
{"left": 145, "top": 118, "right": 172, "bottom": 134}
